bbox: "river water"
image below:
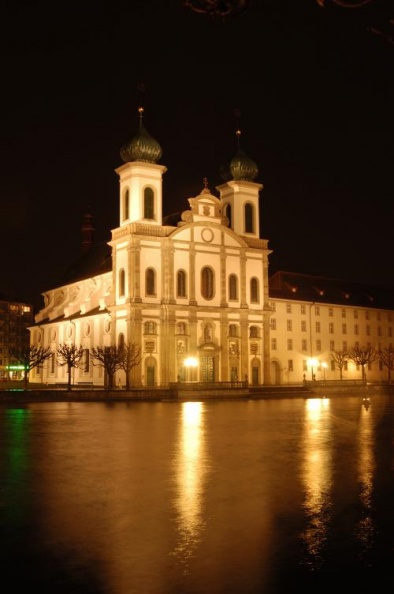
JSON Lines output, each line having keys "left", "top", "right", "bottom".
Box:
{"left": 1, "top": 395, "right": 394, "bottom": 593}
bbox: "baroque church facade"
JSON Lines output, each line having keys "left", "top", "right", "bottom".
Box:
{"left": 29, "top": 107, "right": 394, "bottom": 388}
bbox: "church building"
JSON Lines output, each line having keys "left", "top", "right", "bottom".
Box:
{"left": 31, "top": 106, "right": 272, "bottom": 387}
{"left": 29, "top": 107, "right": 394, "bottom": 387}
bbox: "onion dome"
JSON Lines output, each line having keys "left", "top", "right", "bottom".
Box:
{"left": 120, "top": 106, "right": 163, "bottom": 163}
{"left": 229, "top": 128, "right": 258, "bottom": 181}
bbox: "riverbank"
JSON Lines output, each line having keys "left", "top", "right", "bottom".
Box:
{"left": 0, "top": 381, "right": 392, "bottom": 403}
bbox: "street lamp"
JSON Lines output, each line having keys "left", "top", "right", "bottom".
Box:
{"left": 308, "top": 358, "right": 318, "bottom": 381}
{"left": 322, "top": 362, "right": 328, "bottom": 382}
{"left": 184, "top": 357, "right": 198, "bottom": 382}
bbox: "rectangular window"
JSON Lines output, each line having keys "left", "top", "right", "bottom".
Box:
{"left": 287, "top": 339, "right": 293, "bottom": 350}
{"left": 301, "top": 320, "right": 306, "bottom": 332}
{"left": 342, "top": 324, "right": 347, "bottom": 334}
{"left": 315, "top": 305, "right": 320, "bottom": 316}
{"left": 303, "top": 360, "right": 308, "bottom": 372}
{"left": 270, "top": 318, "right": 276, "bottom": 330}
{"left": 271, "top": 338, "right": 277, "bottom": 350}
{"left": 366, "top": 325, "right": 370, "bottom": 336}
{"left": 301, "top": 304, "right": 306, "bottom": 315}
{"left": 354, "top": 324, "right": 359, "bottom": 335}
{"left": 331, "top": 360, "right": 335, "bottom": 371}
{"left": 286, "top": 320, "right": 292, "bottom": 331}
{"left": 330, "top": 340, "right": 335, "bottom": 351}
{"left": 343, "top": 341, "right": 347, "bottom": 350}
{"left": 328, "top": 307, "right": 333, "bottom": 317}
{"left": 288, "top": 360, "right": 294, "bottom": 372}
{"left": 286, "top": 303, "right": 292, "bottom": 314}
{"left": 329, "top": 322, "right": 334, "bottom": 334}
{"left": 354, "top": 310, "right": 358, "bottom": 319}
{"left": 302, "top": 339, "right": 307, "bottom": 351}
{"left": 342, "top": 309, "right": 346, "bottom": 318}
{"left": 315, "top": 322, "right": 321, "bottom": 333}
{"left": 270, "top": 302, "right": 276, "bottom": 312}
{"left": 316, "top": 340, "right": 322, "bottom": 351}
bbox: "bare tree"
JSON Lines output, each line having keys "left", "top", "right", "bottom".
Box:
{"left": 9, "top": 345, "right": 53, "bottom": 389}
{"left": 330, "top": 348, "right": 349, "bottom": 380}
{"left": 378, "top": 345, "right": 394, "bottom": 384}
{"left": 90, "top": 346, "right": 122, "bottom": 390}
{"left": 348, "top": 345, "right": 378, "bottom": 380}
{"left": 118, "top": 343, "right": 141, "bottom": 389}
{"left": 57, "top": 344, "right": 84, "bottom": 391}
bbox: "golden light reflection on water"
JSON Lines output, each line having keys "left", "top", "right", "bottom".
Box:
{"left": 355, "top": 400, "right": 376, "bottom": 558}
{"left": 172, "top": 401, "right": 209, "bottom": 571}
{"left": 301, "top": 397, "right": 332, "bottom": 569}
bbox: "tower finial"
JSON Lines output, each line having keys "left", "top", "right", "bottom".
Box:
{"left": 202, "top": 177, "right": 211, "bottom": 193}
{"left": 234, "top": 107, "right": 242, "bottom": 151}
{"left": 137, "top": 82, "right": 146, "bottom": 127}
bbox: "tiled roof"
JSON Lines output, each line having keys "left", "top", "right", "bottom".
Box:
{"left": 269, "top": 271, "right": 394, "bottom": 310}
{"left": 50, "top": 241, "right": 112, "bottom": 289}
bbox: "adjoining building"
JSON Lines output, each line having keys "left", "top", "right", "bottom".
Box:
{"left": 0, "top": 293, "right": 33, "bottom": 381}
{"left": 29, "top": 107, "right": 394, "bottom": 387}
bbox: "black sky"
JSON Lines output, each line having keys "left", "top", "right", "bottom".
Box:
{"left": 1, "top": 0, "right": 393, "bottom": 309}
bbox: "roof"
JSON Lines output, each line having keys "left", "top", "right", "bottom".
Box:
{"left": 49, "top": 241, "right": 112, "bottom": 289}
{"left": 269, "top": 271, "right": 394, "bottom": 310}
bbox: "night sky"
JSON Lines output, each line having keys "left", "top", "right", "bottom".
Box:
{"left": 1, "top": 0, "right": 393, "bottom": 309}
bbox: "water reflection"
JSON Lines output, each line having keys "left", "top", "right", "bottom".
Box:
{"left": 301, "top": 397, "right": 332, "bottom": 569}
{"left": 2, "top": 408, "right": 32, "bottom": 522}
{"left": 1, "top": 398, "right": 393, "bottom": 592}
{"left": 355, "top": 399, "right": 376, "bottom": 560}
{"left": 172, "top": 401, "right": 209, "bottom": 572}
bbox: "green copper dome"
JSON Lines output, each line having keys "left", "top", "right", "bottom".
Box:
{"left": 221, "top": 126, "right": 259, "bottom": 182}
{"left": 120, "top": 107, "right": 163, "bottom": 164}
{"left": 230, "top": 128, "right": 259, "bottom": 181}
{"left": 229, "top": 147, "right": 258, "bottom": 181}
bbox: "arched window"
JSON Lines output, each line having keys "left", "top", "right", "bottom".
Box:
{"left": 124, "top": 189, "right": 129, "bottom": 221}
{"left": 144, "top": 321, "right": 157, "bottom": 335}
{"left": 177, "top": 322, "right": 187, "bottom": 335}
{"left": 201, "top": 267, "right": 214, "bottom": 300}
{"left": 224, "top": 203, "right": 232, "bottom": 228}
{"left": 244, "top": 203, "right": 254, "bottom": 233}
{"left": 118, "top": 333, "right": 125, "bottom": 350}
{"left": 144, "top": 187, "right": 154, "bottom": 219}
{"left": 177, "top": 270, "right": 187, "bottom": 298}
{"left": 250, "top": 277, "right": 259, "bottom": 303}
{"left": 229, "top": 324, "right": 237, "bottom": 337}
{"left": 250, "top": 326, "right": 259, "bottom": 338}
{"left": 229, "top": 274, "right": 238, "bottom": 301}
{"left": 119, "top": 268, "right": 126, "bottom": 297}
{"left": 146, "top": 268, "right": 156, "bottom": 296}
